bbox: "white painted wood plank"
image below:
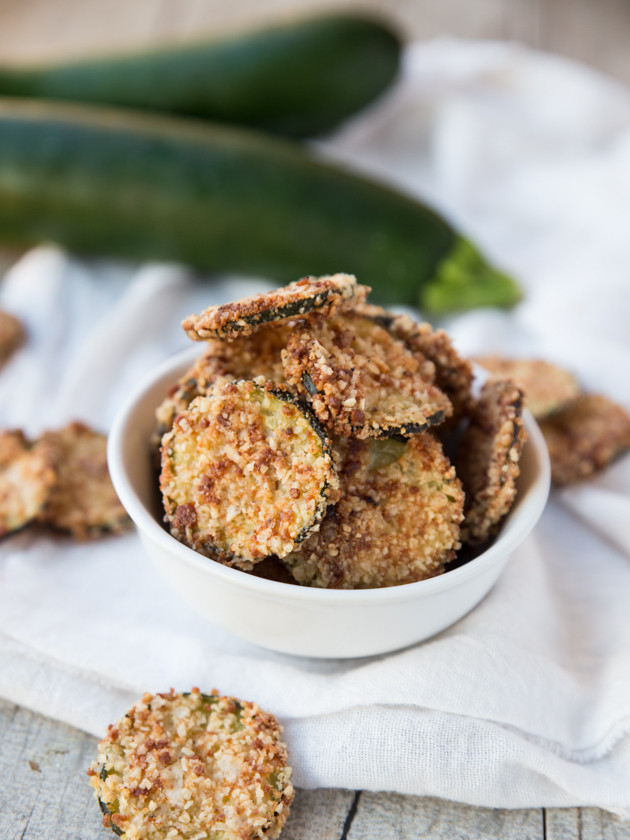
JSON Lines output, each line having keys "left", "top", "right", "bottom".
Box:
{"left": 547, "top": 807, "right": 630, "bottom": 840}
{"left": 348, "top": 792, "right": 544, "bottom": 840}
{"left": 283, "top": 788, "right": 356, "bottom": 840}
{"left": 0, "top": 700, "right": 102, "bottom": 840}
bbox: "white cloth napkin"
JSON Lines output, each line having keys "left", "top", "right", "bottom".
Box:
{"left": 1, "top": 38, "right": 630, "bottom": 815}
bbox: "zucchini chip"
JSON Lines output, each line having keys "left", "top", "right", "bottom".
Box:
{"left": 182, "top": 273, "right": 368, "bottom": 341}
{"left": 456, "top": 378, "right": 527, "bottom": 544}
{"left": 88, "top": 687, "right": 294, "bottom": 840}
{"left": 39, "top": 422, "right": 131, "bottom": 539}
{"left": 0, "top": 308, "right": 24, "bottom": 368}
{"left": 155, "top": 325, "right": 292, "bottom": 440}
{"left": 283, "top": 433, "right": 464, "bottom": 589}
{"left": 473, "top": 356, "right": 580, "bottom": 419}
{"left": 539, "top": 393, "right": 630, "bottom": 485}
{"left": 386, "top": 313, "right": 474, "bottom": 424}
{"left": 0, "top": 430, "right": 57, "bottom": 537}
{"left": 161, "top": 379, "right": 339, "bottom": 566}
{"left": 281, "top": 312, "right": 452, "bottom": 439}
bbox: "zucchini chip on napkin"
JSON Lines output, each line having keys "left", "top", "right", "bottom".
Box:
{"left": 473, "top": 356, "right": 580, "bottom": 419}
{"left": 0, "top": 430, "right": 57, "bottom": 537}
{"left": 182, "top": 273, "right": 368, "bottom": 340}
{"left": 456, "top": 378, "right": 527, "bottom": 544}
{"left": 539, "top": 393, "right": 630, "bottom": 485}
{"left": 0, "top": 308, "right": 24, "bottom": 368}
{"left": 282, "top": 312, "right": 452, "bottom": 439}
{"left": 39, "top": 422, "right": 131, "bottom": 539}
{"left": 88, "top": 687, "right": 293, "bottom": 840}
{"left": 283, "top": 433, "right": 464, "bottom": 588}
{"left": 161, "top": 379, "right": 338, "bottom": 567}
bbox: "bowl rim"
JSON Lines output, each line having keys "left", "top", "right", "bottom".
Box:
{"left": 108, "top": 346, "right": 551, "bottom": 605}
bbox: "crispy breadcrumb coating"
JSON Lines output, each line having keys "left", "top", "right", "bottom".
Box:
{"left": 155, "top": 325, "right": 293, "bottom": 440}
{"left": 88, "top": 688, "right": 293, "bottom": 840}
{"left": 281, "top": 313, "right": 452, "bottom": 439}
{"left": 39, "top": 422, "right": 131, "bottom": 539}
{"left": 456, "top": 378, "right": 527, "bottom": 544}
{"left": 161, "top": 380, "right": 339, "bottom": 567}
{"left": 387, "top": 313, "right": 474, "bottom": 424}
{"left": 0, "top": 309, "right": 24, "bottom": 368}
{"left": 540, "top": 393, "right": 630, "bottom": 485}
{"left": 283, "top": 434, "right": 464, "bottom": 588}
{"left": 182, "top": 274, "right": 368, "bottom": 341}
{"left": 0, "top": 430, "right": 57, "bottom": 537}
{"left": 474, "top": 356, "right": 580, "bottom": 419}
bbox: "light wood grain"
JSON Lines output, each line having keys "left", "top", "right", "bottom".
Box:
{"left": 348, "top": 791, "right": 543, "bottom": 839}
{"left": 2, "top": 698, "right": 630, "bottom": 840}
{"left": 547, "top": 808, "right": 630, "bottom": 840}
{"left": 1, "top": 0, "right": 630, "bottom": 86}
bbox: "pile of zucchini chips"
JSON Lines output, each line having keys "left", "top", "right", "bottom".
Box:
{"left": 157, "top": 274, "right": 528, "bottom": 589}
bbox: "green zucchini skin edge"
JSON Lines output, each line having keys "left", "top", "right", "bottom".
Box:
{"left": 0, "top": 99, "right": 520, "bottom": 311}
{"left": 0, "top": 14, "right": 401, "bottom": 139}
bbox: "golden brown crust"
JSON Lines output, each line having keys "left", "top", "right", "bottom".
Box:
{"left": 39, "top": 422, "right": 131, "bottom": 539}
{"left": 388, "top": 314, "right": 474, "bottom": 424}
{"left": 155, "top": 326, "right": 293, "bottom": 441}
{"left": 281, "top": 312, "right": 452, "bottom": 439}
{"left": 456, "top": 378, "right": 527, "bottom": 544}
{"left": 0, "top": 430, "right": 57, "bottom": 537}
{"left": 0, "top": 309, "right": 24, "bottom": 368}
{"left": 88, "top": 688, "right": 293, "bottom": 840}
{"left": 473, "top": 356, "right": 581, "bottom": 419}
{"left": 283, "top": 433, "right": 464, "bottom": 589}
{"left": 182, "top": 274, "right": 368, "bottom": 341}
{"left": 161, "top": 380, "right": 339, "bottom": 567}
{"left": 539, "top": 393, "right": 630, "bottom": 485}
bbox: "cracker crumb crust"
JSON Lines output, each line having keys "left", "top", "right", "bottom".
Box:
{"left": 161, "top": 380, "right": 338, "bottom": 566}
{"left": 284, "top": 434, "right": 464, "bottom": 588}
{"left": 473, "top": 356, "right": 580, "bottom": 419}
{"left": 540, "top": 393, "right": 630, "bottom": 485}
{"left": 88, "top": 688, "right": 293, "bottom": 840}
{"left": 0, "top": 308, "right": 24, "bottom": 368}
{"left": 0, "top": 430, "right": 57, "bottom": 536}
{"left": 456, "top": 378, "right": 527, "bottom": 544}
{"left": 281, "top": 313, "right": 452, "bottom": 439}
{"left": 182, "top": 274, "right": 368, "bottom": 341}
{"left": 40, "top": 422, "right": 131, "bottom": 540}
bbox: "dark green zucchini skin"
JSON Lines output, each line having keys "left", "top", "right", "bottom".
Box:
{"left": 0, "top": 14, "right": 401, "bottom": 138}
{"left": 0, "top": 100, "right": 519, "bottom": 311}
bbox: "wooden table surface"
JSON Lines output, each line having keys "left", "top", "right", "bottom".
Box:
{"left": 1, "top": 0, "right": 629, "bottom": 836}
{"left": 2, "top": 697, "right": 629, "bottom": 840}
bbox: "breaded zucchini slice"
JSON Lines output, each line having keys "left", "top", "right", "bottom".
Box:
{"left": 456, "top": 378, "right": 527, "bottom": 544}
{"left": 281, "top": 312, "right": 452, "bottom": 439}
{"left": 539, "top": 393, "right": 630, "bottom": 485}
{"left": 154, "top": 325, "right": 292, "bottom": 440}
{"left": 88, "top": 687, "right": 294, "bottom": 840}
{"left": 283, "top": 433, "right": 464, "bottom": 589}
{"left": 182, "top": 273, "right": 368, "bottom": 341}
{"left": 0, "top": 308, "right": 24, "bottom": 368}
{"left": 39, "top": 422, "right": 131, "bottom": 539}
{"left": 161, "top": 379, "right": 339, "bottom": 566}
{"left": 0, "top": 430, "right": 57, "bottom": 537}
{"left": 385, "top": 312, "right": 474, "bottom": 424}
{"left": 473, "top": 356, "right": 580, "bottom": 419}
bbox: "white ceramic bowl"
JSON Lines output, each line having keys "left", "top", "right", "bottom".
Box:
{"left": 108, "top": 347, "right": 550, "bottom": 659}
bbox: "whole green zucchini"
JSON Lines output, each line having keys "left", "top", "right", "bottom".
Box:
{"left": 0, "top": 99, "right": 520, "bottom": 312}
{"left": 0, "top": 14, "right": 401, "bottom": 138}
